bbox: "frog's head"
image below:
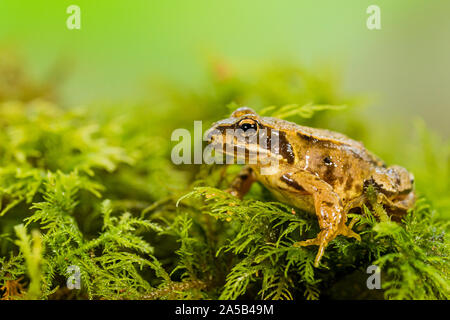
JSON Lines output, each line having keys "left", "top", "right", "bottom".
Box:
{"left": 205, "top": 107, "right": 295, "bottom": 165}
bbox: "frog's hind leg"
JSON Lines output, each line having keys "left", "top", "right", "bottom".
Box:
{"left": 376, "top": 191, "right": 415, "bottom": 212}
{"left": 375, "top": 191, "right": 416, "bottom": 222}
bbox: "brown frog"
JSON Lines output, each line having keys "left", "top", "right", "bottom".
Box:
{"left": 206, "top": 107, "right": 415, "bottom": 267}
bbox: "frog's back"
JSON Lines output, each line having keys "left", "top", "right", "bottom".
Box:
{"left": 261, "top": 116, "right": 385, "bottom": 168}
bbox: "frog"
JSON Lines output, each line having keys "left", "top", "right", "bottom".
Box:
{"left": 205, "top": 107, "right": 415, "bottom": 267}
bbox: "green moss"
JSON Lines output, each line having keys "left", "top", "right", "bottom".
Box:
{"left": 0, "top": 54, "right": 448, "bottom": 300}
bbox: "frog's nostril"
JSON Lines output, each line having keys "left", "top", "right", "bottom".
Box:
{"left": 204, "top": 128, "right": 215, "bottom": 142}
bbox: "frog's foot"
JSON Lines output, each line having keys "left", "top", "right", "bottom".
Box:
{"left": 294, "top": 228, "right": 337, "bottom": 267}
{"left": 294, "top": 222, "right": 360, "bottom": 267}
{"left": 226, "top": 166, "right": 255, "bottom": 199}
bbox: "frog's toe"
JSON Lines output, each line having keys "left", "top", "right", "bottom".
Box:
{"left": 339, "top": 225, "right": 361, "bottom": 241}
{"left": 348, "top": 230, "right": 361, "bottom": 242}
{"left": 294, "top": 238, "right": 320, "bottom": 247}
{"left": 347, "top": 217, "right": 360, "bottom": 229}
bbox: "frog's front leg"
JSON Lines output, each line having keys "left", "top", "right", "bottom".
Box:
{"left": 226, "top": 166, "right": 256, "bottom": 199}
{"left": 280, "top": 171, "right": 360, "bottom": 267}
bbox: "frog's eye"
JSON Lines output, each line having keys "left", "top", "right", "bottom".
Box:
{"left": 238, "top": 119, "right": 258, "bottom": 133}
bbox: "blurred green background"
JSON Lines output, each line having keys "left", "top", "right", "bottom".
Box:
{"left": 0, "top": 1, "right": 448, "bottom": 301}
{"left": 0, "top": 0, "right": 449, "bottom": 137}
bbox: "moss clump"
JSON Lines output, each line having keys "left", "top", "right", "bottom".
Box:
{"left": 0, "top": 54, "right": 448, "bottom": 300}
